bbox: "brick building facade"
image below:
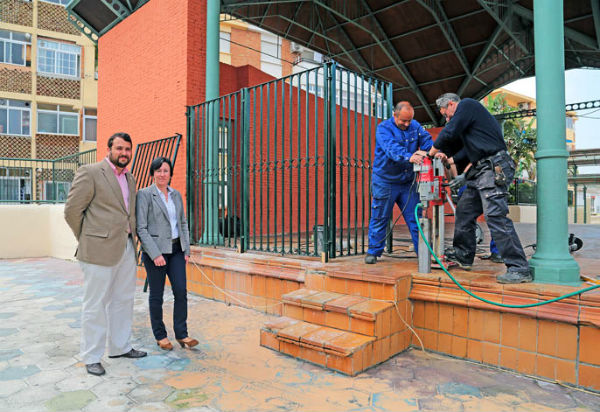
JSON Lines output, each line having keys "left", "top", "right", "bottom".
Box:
{"left": 1, "top": 0, "right": 98, "bottom": 201}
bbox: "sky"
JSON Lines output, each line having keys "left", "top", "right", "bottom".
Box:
{"left": 503, "top": 68, "right": 600, "bottom": 175}
{"left": 503, "top": 68, "right": 600, "bottom": 150}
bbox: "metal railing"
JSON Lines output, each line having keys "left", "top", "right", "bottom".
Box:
{"left": 187, "top": 62, "right": 393, "bottom": 260}
{"left": 130, "top": 134, "right": 182, "bottom": 190}
{"left": 0, "top": 150, "right": 96, "bottom": 204}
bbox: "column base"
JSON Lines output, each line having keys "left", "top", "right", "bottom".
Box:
{"left": 529, "top": 255, "right": 580, "bottom": 285}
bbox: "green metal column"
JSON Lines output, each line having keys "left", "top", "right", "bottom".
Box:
{"left": 583, "top": 186, "right": 587, "bottom": 224}
{"left": 529, "top": 0, "right": 580, "bottom": 284}
{"left": 573, "top": 183, "right": 578, "bottom": 223}
{"left": 203, "top": 0, "right": 220, "bottom": 243}
{"left": 206, "top": 0, "right": 219, "bottom": 101}
{"left": 573, "top": 164, "right": 578, "bottom": 223}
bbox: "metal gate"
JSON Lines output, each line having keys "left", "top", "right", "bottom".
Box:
{"left": 130, "top": 133, "right": 182, "bottom": 190}
{"left": 187, "top": 62, "right": 392, "bottom": 260}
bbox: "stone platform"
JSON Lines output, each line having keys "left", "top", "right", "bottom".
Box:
{"left": 168, "top": 221, "right": 600, "bottom": 389}
{"left": 4, "top": 257, "right": 600, "bottom": 411}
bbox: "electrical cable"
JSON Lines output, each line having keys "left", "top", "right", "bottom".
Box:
{"left": 414, "top": 203, "right": 600, "bottom": 308}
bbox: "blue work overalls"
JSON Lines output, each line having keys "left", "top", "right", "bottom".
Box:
{"left": 367, "top": 118, "right": 433, "bottom": 257}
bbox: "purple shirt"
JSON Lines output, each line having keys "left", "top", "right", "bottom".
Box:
{"left": 105, "top": 158, "right": 130, "bottom": 212}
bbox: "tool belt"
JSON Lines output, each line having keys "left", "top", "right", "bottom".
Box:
{"left": 474, "top": 150, "right": 509, "bottom": 169}
{"left": 470, "top": 150, "right": 511, "bottom": 185}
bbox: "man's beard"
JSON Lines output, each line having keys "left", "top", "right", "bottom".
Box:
{"left": 110, "top": 154, "right": 130, "bottom": 168}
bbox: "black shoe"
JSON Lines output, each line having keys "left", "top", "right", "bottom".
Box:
{"left": 364, "top": 254, "right": 377, "bottom": 264}
{"left": 445, "top": 251, "right": 472, "bottom": 270}
{"left": 108, "top": 348, "right": 147, "bottom": 359}
{"left": 497, "top": 271, "right": 533, "bottom": 284}
{"left": 86, "top": 363, "right": 105, "bottom": 376}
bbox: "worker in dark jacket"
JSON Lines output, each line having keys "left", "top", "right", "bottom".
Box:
{"left": 365, "top": 101, "right": 433, "bottom": 264}
{"left": 443, "top": 145, "right": 503, "bottom": 264}
{"left": 429, "top": 93, "right": 530, "bottom": 284}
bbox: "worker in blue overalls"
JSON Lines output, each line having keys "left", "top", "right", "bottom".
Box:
{"left": 365, "top": 101, "right": 433, "bottom": 264}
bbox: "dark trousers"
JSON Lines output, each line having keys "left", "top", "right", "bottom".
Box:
{"left": 453, "top": 152, "right": 529, "bottom": 273}
{"left": 142, "top": 242, "right": 189, "bottom": 340}
{"left": 367, "top": 179, "right": 421, "bottom": 256}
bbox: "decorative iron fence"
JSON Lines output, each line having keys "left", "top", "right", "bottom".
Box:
{"left": 187, "top": 62, "right": 393, "bottom": 260}
{"left": 0, "top": 149, "right": 96, "bottom": 204}
{"left": 130, "top": 134, "right": 182, "bottom": 190}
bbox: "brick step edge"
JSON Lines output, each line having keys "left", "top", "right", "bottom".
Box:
{"left": 260, "top": 328, "right": 411, "bottom": 376}
{"left": 260, "top": 328, "right": 366, "bottom": 376}
{"left": 193, "top": 255, "right": 305, "bottom": 282}
{"left": 281, "top": 289, "right": 409, "bottom": 338}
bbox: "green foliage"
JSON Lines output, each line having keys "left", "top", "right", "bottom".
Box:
{"left": 508, "top": 180, "right": 537, "bottom": 205}
{"left": 484, "top": 93, "right": 538, "bottom": 179}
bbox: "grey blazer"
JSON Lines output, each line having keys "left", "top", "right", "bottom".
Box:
{"left": 136, "top": 185, "right": 191, "bottom": 260}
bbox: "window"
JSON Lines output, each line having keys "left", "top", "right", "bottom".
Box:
{"left": 37, "top": 104, "right": 79, "bottom": 135}
{"left": 566, "top": 116, "right": 574, "bottom": 129}
{"left": 37, "top": 39, "right": 81, "bottom": 78}
{"left": 0, "top": 167, "right": 32, "bottom": 203}
{"left": 0, "top": 99, "right": 31, "bottom": 136}
{"left": 217, "top": 122, "right": 229, "bottom": 211}
{"left": 220, "top": 31, "right": 230, "bottom": 54}
{"left": 40, "top": 0, "right": 70, "bottom": 5}
{"left": 0, "top": 30, "right": 30, "bottom": 66}
{"left": 260, "top": 32, "right": 282, "bottom": 78}
{"left": 43, "top": 181, "right": 70, "bottom": 201}
{"left": 84, "top": 108, "right": 97, "bottom": 141}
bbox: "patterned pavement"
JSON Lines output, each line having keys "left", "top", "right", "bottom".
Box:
{"left": 1, "top": 257, "right": 599, "bottom": 412}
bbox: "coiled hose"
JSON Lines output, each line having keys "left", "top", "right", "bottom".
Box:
{"left": 414, "top": 203, "right": 600, "bottom": 308}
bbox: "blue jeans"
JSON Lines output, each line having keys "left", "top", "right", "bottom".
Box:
{"left": 142, "top": 241, "right": 189, "bottom": 340}
{"left": 367, "top": 179, "right": 421, "bottom": 257}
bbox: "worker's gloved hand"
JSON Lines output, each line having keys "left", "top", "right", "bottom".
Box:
{"left": 448, "top": 174, "right": 466, "bottom": 191}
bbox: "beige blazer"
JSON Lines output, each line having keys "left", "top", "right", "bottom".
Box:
{"left": 64, "top": 159, "right": 137, "bottom": 266}
{"left": 136, "top": 185, "right": 191, "bottom": 260}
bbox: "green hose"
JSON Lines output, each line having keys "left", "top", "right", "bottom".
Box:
{"left": 414, "top": 203, "right": 600, "bottom": 308}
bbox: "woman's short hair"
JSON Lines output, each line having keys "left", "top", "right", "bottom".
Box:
{"left": 149, "top": 157, "right": 173, "bottom": 177}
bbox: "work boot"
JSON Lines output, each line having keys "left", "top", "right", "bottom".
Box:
{"left": 480, "top": 252, "right": 504, "bottom": 264}
{"left": 445, "top": 251, "right": 472, "bottom": 270}
{"left": 497, "top": 270, "right": 533, "bottom": 284}
{"left": 364, "top": 254, "right": 377, "bottom": 264}
{"left": 490, "top": 253, "right": 504, "bottom": 264}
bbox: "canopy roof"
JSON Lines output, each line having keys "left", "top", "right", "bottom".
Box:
{"left": 68, "top": 0, "right": 600, "bottom": 123}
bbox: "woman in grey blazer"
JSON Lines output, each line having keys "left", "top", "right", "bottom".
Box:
{"left": 136, "top": 157, "right": 198, "bottom": 350}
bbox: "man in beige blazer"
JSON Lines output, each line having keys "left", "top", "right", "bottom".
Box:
{"left": 65, "top": 132, "right": 147, "bottom": 376}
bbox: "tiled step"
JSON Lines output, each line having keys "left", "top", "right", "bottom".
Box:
{"left": 260, "top": 317, "right": 378, "bottom": 376}
{"left": 281, "top": 288, "right": 409, "bottom": 338}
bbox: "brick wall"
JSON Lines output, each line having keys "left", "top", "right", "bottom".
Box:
{"left": 230, "top": 28, "right": 261, "bottom": 69}
{"left": 37, "top": 1, "right": 80, "bottom": 35}
{"left": 0, "top": 67, "right": 32, "bottom": 94}
{"left": 0, "top": 135, "right": 31, "bottom": 158}
{"left": 36, "top": 75, "right": 80, "bottom": 99}
{"left": 35, "top": 134, "right": 79, "bottom": 158}
{"left": 0, "top": 0, "right": 33, "bottom": 26}
{"left": 98, "top": 0, "right": 207, "bottom": 202}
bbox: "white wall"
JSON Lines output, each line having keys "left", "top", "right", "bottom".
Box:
{"left": 508, "top": 205, "right": 537, "bottom": 223}
{"left": 0, "top": 204, "right": 77, "bottom": 259}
